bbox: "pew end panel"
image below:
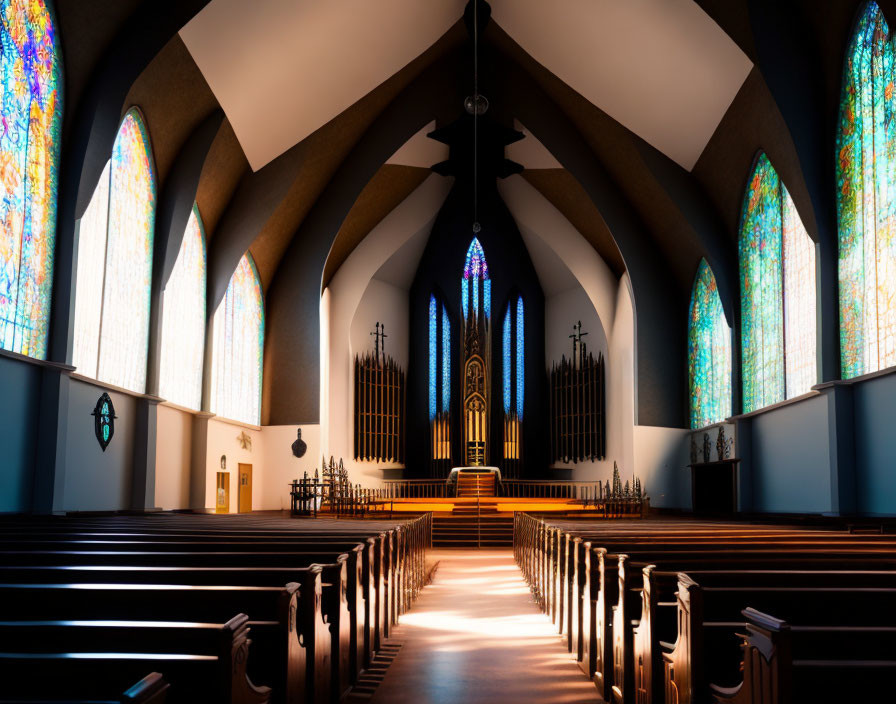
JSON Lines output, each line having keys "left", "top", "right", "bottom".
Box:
{"left": 663, "top": 574, "right": 703, "bottom": 704}
{"left": 710, "top": 608, "right": 791, "bottom": 704}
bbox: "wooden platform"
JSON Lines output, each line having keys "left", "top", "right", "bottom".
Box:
{"left": 366, "top": 497, "right": 603, "bottom": 513}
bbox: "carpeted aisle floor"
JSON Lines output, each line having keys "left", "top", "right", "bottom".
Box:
{"left": 369, "top": 549, "right": 602, "bottom": 704}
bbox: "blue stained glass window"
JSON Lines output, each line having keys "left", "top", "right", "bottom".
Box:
{"left": 441, "top": 305, "right": 450, "bottom": 413}
{"left": 463, "top": 237, "right": 490, "bottom": 322}
{"left": 429, "top": 294, "right": 437, "bottom": 420}
{"left": 516, "top": 297, "right": 524, "bottom": 418}
{"left": 502, "top": 306, "right": 511, "bottom": 414}
{"left": 429, "top": 293, "right": 451, "bottom": 421}
{"left": 501, "top": 296, "right": 525, "bottom": 419}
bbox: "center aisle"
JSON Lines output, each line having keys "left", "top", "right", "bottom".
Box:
{"left": 369, "top": 549, "right": 602, "bottom": 704}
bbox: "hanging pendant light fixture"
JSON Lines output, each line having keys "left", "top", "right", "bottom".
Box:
{"left": 466, "top": 0, "right": 487, "bottom": 234}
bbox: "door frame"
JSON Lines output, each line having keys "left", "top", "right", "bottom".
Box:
{"left": 238, "top": 463, "right": 252, "bottom": 513}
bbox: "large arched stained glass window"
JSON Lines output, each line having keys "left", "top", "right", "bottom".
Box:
{"left": 159, "top": 204, "right": 206, "bottom": 410}
{"left": 210, "top": 253, "right": 264, "bottom": 425}
{"left": 688, "top": 259, "right": 732, "bottom": 428}
{"left": 0, "top": 0, "right": 62, "bottom": 358}
{"left": 73, "top": 108, "right": 156, "bottom": 392}
{"left": 740, "top": 153, "right": 817, "bottom": 412}
{"left": 837, "top": 1, "right": 896, "bottom": 378}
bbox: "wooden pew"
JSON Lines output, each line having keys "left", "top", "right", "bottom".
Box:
{"left": 0, "top": 560, "right": 355, "bottom": 703}
{"left": 0, "top": 534, "right": 387, "bottom": 666}
{"left": 664, "top": 575, "right": 896, "bottom": 704}
{"left": 0, "top": 514, "right": 430, "bottom": 703}
{"left": 0, "top": 576, "right": 324, "bottom": 703}
{"left": 514, "top": 515, "right": 896, "bottom": 704}
{"left": 0, "top": 545, "right": 371, "bottom": 687}
{"left": 0, "top": 614, "right": 269, "bottom": 704}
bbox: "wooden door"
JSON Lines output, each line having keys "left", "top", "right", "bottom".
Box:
{"left": 238, "top": 463, "right": 252, "bottom": 513}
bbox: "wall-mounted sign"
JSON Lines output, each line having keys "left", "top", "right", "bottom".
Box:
{"left": 91, "top": 392, "right": 116, "bottom": 452}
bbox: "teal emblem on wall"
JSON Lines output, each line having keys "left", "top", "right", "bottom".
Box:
{"left": 91, "top": 393, "right": 117, "bottom": 452}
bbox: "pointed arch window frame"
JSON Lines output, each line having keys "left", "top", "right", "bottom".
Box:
{"left": 836, "top": 0, "right": 896, "bottom": 379}
{"left": 72, "top": 106, "right": 157, "bottom": 393}
{"left": 688, "top": 258, "right": 732, "bottom": 429}
{"left": 158, "top": 203, "right": 207, "bottom": 410}
{"left": 210, "top": 252, "right": 265, "bottom": 426}
{"left": 739, "top": 151, "right": 817, "bottom": 412}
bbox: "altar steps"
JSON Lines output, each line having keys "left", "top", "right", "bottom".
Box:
{"left": 432, "top": 512, "right": 513, "bottom": 548}
{"left": 455, "top": 471, "right": 497, "bottom": 498}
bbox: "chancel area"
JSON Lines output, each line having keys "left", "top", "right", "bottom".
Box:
{"left": 2, "top": 0, "right": 896, "bottom": 702}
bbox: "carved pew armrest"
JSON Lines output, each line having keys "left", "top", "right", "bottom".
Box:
{"left": 120, "top": 672, "right": 169, "bottom": 703}
{"left": 710, "top": 608, "right": 791, "bottom": 704}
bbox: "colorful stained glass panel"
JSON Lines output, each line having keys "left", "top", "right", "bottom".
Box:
{"left": 0, "top": 0, "right": 62, "bottom": 358}
{"left": 211, "top": 253, "right": 264, "bottom": 425}
{"left": 516, "top": 296, "right": 524, "bottom": 418}
{"left": 688, "top": 259, "right": 732, "bottom": 429}
{"left": 73, "top": 109, "right": 156, "bottom": 392}
{"left": 740, "top": 153, "right": 785, "bottom": 411}
{"left": 837, "top": 1, "right": 896, "bottom": 378}
{"left": 782, "top": 188, "right": 817, "bottom": 398}
{"left": 159, "top": 204, "right": 206, "bottom": 410}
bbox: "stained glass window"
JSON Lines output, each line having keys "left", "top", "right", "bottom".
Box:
{"left": 688, "top": 259, "right": 732, "bottom": 429}
{"left": 429, "top": 295, "right": 437, "bottom": 420}
{"left": 501, "top": 296, "right": 525, "bottom": 419}
{"left": 739, "top": 153, "right": 817, "bottom": 412}
{"left": 502, "top": 306, "right": 511, "bottom": 414}
{"left": 73, "top": 108, "right": 156, "bottom": 392}
{"left": 159, "top": 204, "right": 206, "bottom": 410}
{"left": 837, "top": 1, "right": 896, "bottom": 378}
{"left": 462, "top": 237, "right": 490, "bottom": 322}
{"left": 516, "top": 296, "right": 524, "bottom": 418}
{"left": 210, "top": 253, "right": 264, "bottom": 425}
{"left": 0, "top": 0, "right": 62, "bottom": 358}
{"left": 428, "top": 293, "right": 451, "bottom": 421}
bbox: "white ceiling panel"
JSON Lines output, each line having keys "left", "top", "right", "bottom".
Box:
{"left": 490, "top": 0, "right": 751, "bottom": 170}
{"left": 181, "top": 0, "right": 466, "bottom": 171}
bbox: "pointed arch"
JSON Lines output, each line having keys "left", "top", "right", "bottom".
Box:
{"left": 211, "top": 252, "right": 264, "bottom": 425}
{"left": 462, "top": 236, "right": 490, "bottom": 321}
{"left": 73, "top": 107, "right": 156, "bottom": 392}
{"left": 837, "top": 0, "right": 896, "bottom": 378}
{"left": 688, "top": 259, "right": 731, "bottom": 428}
{"left": 0, "top": 0, "right": 62, "bottom": 358}
{"left": 739, "top": 152, "right": 817, "bottom": 412}
{"left": 159, "top": 204, "right": 206, "bottom": 409}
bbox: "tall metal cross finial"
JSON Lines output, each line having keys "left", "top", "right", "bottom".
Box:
{"left": 569, "top": 320, "right": 588, "bottom": 365}
{"left": 370, "top": 321, "right": 388, "bottom": 360}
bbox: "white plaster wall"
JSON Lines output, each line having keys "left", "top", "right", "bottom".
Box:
{"left": 63, "top": 378, "right": 136, "bottom": 512}
{"left": 633, "top": 425, "right": 690, "bottom": 508}
{"left": 155, "top": 404, "right": 193, "bottom": 510}
{"left": 260, "top": 424, "right": 321, "bottom": 510}
{"left": 203, "top": 417, "right": 262, "bottom": 512}
{"left": 324, "top": 174, "right": 450, "bottom": 486}
{"left": 350, "top": 279, "right": 409, "bottom": 371}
